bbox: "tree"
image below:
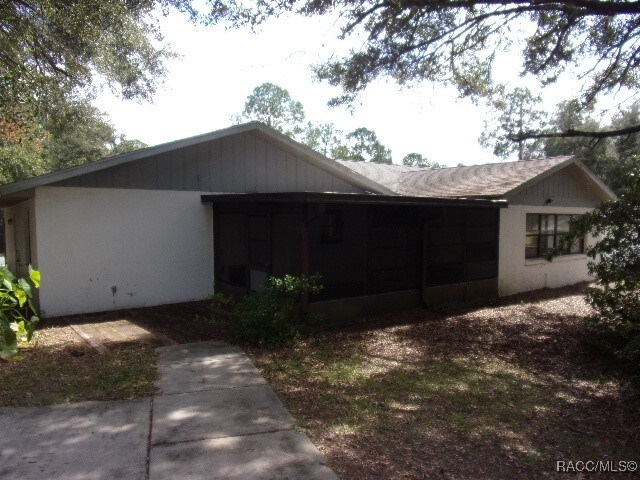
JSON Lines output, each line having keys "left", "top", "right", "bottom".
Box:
{"left": 0, "top": 119, "right": 48, "bottom": 185}
{"left": 551, "top": 158, "right": 640, "bottom": 361}
{"left": 233, "top": 84, "right": 398, "bottom": 162}
{"left": 530, "top": 100, "right": 640, "bottom": 194}
{"left": 233, "top": 83, "right": 306, "bottom": 138}
{"left": 0, "top": 99, "right": 147, "bottom": 185}
{"left": 596, "top": 103, "right": 640, "bottom": 194}
{"left": 1, "top": 0, "right": 177, "bottom": 182}
{"left": 109, "top": 136, "right": 148, "bottom": 156}
{"left": 541, "top": 100, "right": 616, "bottom": 186}
{"left": 543, "top": 100, "right": 599, "bottom": 157}
{"left": 402, "top": 153, "right": 443, "bottom": 169}
{"left": 207, "top": 1, "right": 640, "bottom": 139}
{"left": 43, "top": 101, "right": 118, "bottom": 170}
{"left": 610, "top": 102, "right": 640, "bottom": 164}
{"left": 480, "top": 87, "right": 547, "bottom": 160}
{"left": 342, "top": 128, "right": 392, "bottom": 164}
{"left": 302, "top": 122, "right": 344, "bottom": 157}
{"left": 1, "top": 1, "right": 186, "bottom": 121}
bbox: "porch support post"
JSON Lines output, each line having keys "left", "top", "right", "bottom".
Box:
{"left": 299, "top": 204, "right": 312, "bottom": 309}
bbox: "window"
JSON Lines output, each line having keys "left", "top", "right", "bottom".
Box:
{"left": 525, "top": 214, "right": 584, "bottom": 259}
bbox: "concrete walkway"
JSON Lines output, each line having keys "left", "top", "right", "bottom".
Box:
{"left": 0, "top": 341, "right": 338, "bottom": 480}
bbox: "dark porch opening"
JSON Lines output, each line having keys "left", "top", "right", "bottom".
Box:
{"left": 204, "top": 192, "right": 503, "bottom": 316}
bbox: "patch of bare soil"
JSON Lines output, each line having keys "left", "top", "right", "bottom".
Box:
{"left": 0, "top": 321, "right": 156, "bottom": 406}
{"left": 54, "top": 300, "right": 222, "bottom": 346}
{"left": 249, "top": 284, "right": 640, "bottom": 479}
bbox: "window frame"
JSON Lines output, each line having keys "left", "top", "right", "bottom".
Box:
{"left": 525, "top": 213, "right": 585, "bottom": 260}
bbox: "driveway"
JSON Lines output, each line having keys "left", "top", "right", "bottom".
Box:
{"left": 0, "top": 341, "right": 338, "bottom": 480}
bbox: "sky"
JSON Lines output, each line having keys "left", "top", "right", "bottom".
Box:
{"left": 92, "top": 7, "right": 611, "bottom": 168}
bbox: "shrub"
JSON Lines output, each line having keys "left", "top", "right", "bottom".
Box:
{"left": 0, "top": 265, "right": 41, "bottom": 359}
{"left": 212, "top": 274, "right": 324, "bottom": 348}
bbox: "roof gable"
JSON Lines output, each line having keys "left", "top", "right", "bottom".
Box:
{"left": 0, "top": 122, "right": 393, "bottom": 197}
{"left": 508, "top": 161, "right": 615, "bottom": 206}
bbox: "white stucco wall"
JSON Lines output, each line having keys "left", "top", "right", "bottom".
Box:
{"left": 34, "top": 186, "right": 214, "bottom": 317}
{"left": 498, "top": 205, "right": 594, "bottom": 296}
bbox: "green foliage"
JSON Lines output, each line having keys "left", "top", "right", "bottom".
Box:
{"left": 402, "top": 153, "right": 443, "bottom": 169}
{"left": 480, "top": 87, "right": 547, "bottom": 160}
{"left": 43, "top": 101, "right": 118, "bottom": 170}
{"left": 0, "top": 1, "right": 166, "bottom": 185}
{"left": 0, "top": 0, "right": 189, "bottom": 127}
{"left": 0, "top": 118, "right": 49, "bottom": 185}
{"left": 108, "top": 136, "right": 148, "bottom": 157}
{"left": 212, "top": 274, "right": 324, "bottom": 349}
{"left": 233, "top": 83, "right": 306, "bottom": 138}
{"left": 303, "top": 122, "right": 344, "bottom": 157}
{"left": 233, "top": 83, "right": 395, "bottom": 163}
{"left": 343, "top": 127, "right": 392, "bottom": 164}
{"left": 0, "top": 266, "right": 41, "bottom": 360}
{"left": 543, "top": 100, "right": 600, "bottom": 157}
{"left": 542, "top": 101, "right": 640, "bottom": 195}
{"left": 0, "top": 99, "right": 147, "bottom": 185}
{"left": 206, "top": 1, "right": 640, "bottom": 111}
{"left": 549, "top": 161, "right": 640, "bottom": 360}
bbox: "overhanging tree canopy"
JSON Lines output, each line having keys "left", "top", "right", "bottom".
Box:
{"left": 208, "top": 0, "right": 640, "bottom": 138}
{"left": 1, "top": 0, "right": 194, "bottom": 122}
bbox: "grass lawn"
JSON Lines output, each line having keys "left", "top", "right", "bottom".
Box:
{"left": 0, "top": 321, "right": 156, "bottom": 407}
{"left": 248, "top": 285, "right": 640, "bottom": 479}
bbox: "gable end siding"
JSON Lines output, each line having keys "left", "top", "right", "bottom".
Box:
{"left": 53, "top": 131, "right": 365, "bottom": 194}
{"left": 507, "top": 164, "right": 604, "bottom": 207}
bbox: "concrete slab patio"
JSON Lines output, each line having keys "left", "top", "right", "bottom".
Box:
{"left": 0, "top": 341, "right": 338, "bottom": 480}
{"left": 0, "top": 399, "right": 150, "bottom": 480}
{"left": 150, "top": 430, "right": 339, "bottom": 480}
{"left": 149, "top": 341, "right": 338, "bottom": 480}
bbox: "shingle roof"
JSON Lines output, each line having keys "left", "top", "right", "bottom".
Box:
{"left": 336, "top": 157, "right": 574, "bottom": 198}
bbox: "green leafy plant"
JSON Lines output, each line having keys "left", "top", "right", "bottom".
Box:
{"left": 0, "top": 265, "right": 41, "bottom": 360}
{"left": 212, "top": 274, "right": 324, "bottom": 349}
{"left": 549, "top": 159, "right": 640, "bottom": 361}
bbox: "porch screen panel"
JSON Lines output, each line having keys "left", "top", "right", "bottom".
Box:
{"left": 248, "top": 214, "right": 269, "bottom": 291}
{"left": 271, "top": 213, "right": 300, "bottom": 276}
{"left": 369, "top": 206, "right": 420, "bottom": 294}
{"left": 425, "top": 207, "right": 465, "bottom": 286}
{"left": 465, "top": 208, "right": 498, "bottom": 280}
{"left": 310, "top": 205, "right": 368, "bottom": 300}
{"left": 216, "top": 213, "right": 248, "bottom": 287}
{"left": 425, "top": 207, "right": 498, "bottom": 286}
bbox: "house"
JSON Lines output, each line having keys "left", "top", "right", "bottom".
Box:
{"left": 0, "top": 122, "right": 615, "bottom": 318}
{"left": 336, "top": 158, "right": 616, "bottom": 297}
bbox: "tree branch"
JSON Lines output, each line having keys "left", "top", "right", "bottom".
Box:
{"left": 513, "top": 123, "right": 640, "bottom": 140}
{"left": 402, "top": 0, "right": 640, "bottom": 16}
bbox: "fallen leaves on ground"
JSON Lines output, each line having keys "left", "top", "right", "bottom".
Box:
{"left": 249, "top": 284, "right": 640, "bottom": 479}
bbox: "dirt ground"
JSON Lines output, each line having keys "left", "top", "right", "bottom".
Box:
{"left": 17, "top": 284, "right": 640, "bottom": 478}
{"left": 247, "top": 284, "right": 640, "bottom": 479}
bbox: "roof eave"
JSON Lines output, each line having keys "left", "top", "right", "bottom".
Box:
{"left": 201, "top": 192, "right": 508, "bottom": 208}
